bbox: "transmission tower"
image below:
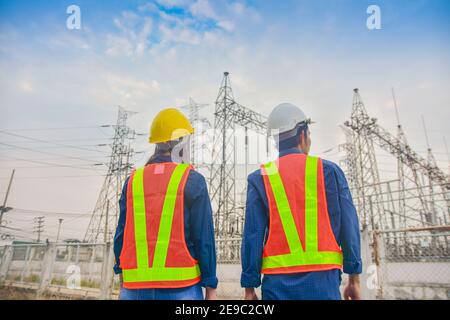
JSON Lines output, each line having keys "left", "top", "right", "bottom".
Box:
{"left": 84, "top": 106, "right": 136, "bottom": 243}
{"left": 343, "top": 89, "right": 450, "bottom": 231}
{"left": 181, "top": 98, "right": 211, "bottom": 168}
{"left": 209, "top": 72, "right": 267, "bottom": 239}
{"left": 33, "top": 216, "right": 45, "bottom": 242}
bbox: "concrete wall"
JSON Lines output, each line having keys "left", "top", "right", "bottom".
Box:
{"left": 380, "top": 261, "right": 450, "bottom": 300}
{"left": 216, "top": 263, "right": 261, "bottom": 299}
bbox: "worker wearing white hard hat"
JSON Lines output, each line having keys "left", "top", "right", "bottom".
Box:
{"left": 266, "top": 102, "right": 313, "bottom": 152}
{"left": 241, "top": 103, "right": 362, "bottom": 300}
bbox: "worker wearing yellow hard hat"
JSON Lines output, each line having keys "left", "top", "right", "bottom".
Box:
{"left": 149, "top": 108, "right": 195, "bottom": 144}
{"left": 113, "top": 108, "right": 218, "bottom": 300}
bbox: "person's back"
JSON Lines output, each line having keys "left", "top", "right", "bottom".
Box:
{"left": 241, "top": 103, "right": 362, "bottom": 300}
{"left": 113, "top": 108, "right": 218, "bottom": 300}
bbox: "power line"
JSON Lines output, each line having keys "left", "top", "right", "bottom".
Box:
{"left": 0, "top": 155, "right": 110, "bottom": 162}
{"left": 0, "top": 130, "right": 111, "bottom": 154}
{"left": 9, "top": 207, "right": 92, "bottom": 217}
{"left": 0, "top": 174, "right": 106, "bottom": 180}
{"left": 0, "top": 141, "right": 106, "bottom": 163}
{"left": 0, "top": 164, "right": 105, "bottom": 170}
{"left": 0, "top": 144, "right": 110, "bottom": 152}
{"left": 0, "top": 138, "right": 112, "bottom": 143}
{"left": 0, "top": 155, "right": 106, "bottom": 171}
{"left": 0, "top": 125, "right": 112, "bottom": 132}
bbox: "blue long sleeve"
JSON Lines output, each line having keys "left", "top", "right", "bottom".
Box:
{"left": 184, "top": 171, "right": 218, "bottom": 288}
{"left": 332, "top": 163, "right": 362, "bottom": 274}
{"left": 240, "top": 174, "right": 268, "bottom": 288}
{"left": 113, "top": 177, "right": 128, "bottom": 275}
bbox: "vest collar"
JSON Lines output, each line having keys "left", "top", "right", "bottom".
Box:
{"left": 278, "top": 147, "right": 304, "bottom": 158}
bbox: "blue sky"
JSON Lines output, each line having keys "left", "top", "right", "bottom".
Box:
{"left": 0, "top": 0, "right": 449, "bottom": 240}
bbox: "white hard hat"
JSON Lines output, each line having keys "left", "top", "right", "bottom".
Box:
{"left": 267, "top": 103, "right": 311, "bottom": 136}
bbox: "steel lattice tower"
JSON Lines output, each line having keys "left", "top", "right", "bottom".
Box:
{"left": 84, "top": 106, "right": 136, "bottom": 242}
{"left": 343, "top": 89, "right": 386, "bottom": 229}
{"left": 343, "top": 89, "right": 450, "bottom": 231}
{"left": 209, "top": 72, "right": 267, "bottom": 239}
{"left": 181, "top": 98, "right": 210, "bottom": 167}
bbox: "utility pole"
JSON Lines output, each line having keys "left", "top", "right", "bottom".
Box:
{"left": 56, "top": 218, "right": 63, "bottom": 242}
{"left": 0, "top": 169, "right": 15, "bottom": 227}
{"left": 444, "top": 137, "right": 450, "bottom": 176}
{"left": 33, "top": 216, "right": 45, "bottom": 242}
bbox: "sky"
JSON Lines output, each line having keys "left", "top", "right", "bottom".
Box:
{"left": 0, "top": 0, "right": 449, "bottom": 242}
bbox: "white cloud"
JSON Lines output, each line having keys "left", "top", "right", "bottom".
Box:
{"left": 103, "top": 73, "right": 161, "bottom": 100}
{"left": 189, "top": 0, "right": 218, "bottom": 20}
{"left": 231, "top": 2, "right": 245, "bottom": 15}
{"left": 105, "top": 34, "right": 134, "bottom": 57}
{"left": 106, "top": 12, "right": 153, "bottom": 57}
{"left": 228, "top": 1, "right": 261, "bottom": 23}
{"left": 156, "top": 0, "right": 191, "bottom": 9}
{"left": 18, "top": 80, "right": 35, "bottom": 93}
{"left": 217, "top": 20, "right": 234, "bottom": 32}
{"left": 159, "top": 22, "right": 202, "bottom": 45}
{"left": 138, "top": 2, "right": 160, "bottom": 13}
{"left": 105, "top": 1, "right": 262, "bottom": 57}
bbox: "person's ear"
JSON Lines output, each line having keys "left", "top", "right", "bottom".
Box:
{"left": 299, "top": 131, "right": 304, "bottom": 146}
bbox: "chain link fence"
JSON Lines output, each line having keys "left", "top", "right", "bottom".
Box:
{"left": 0, "top": 242, "right": 120, "bottom": 299}
{"left": 2, "top": 227, "right": 449, "bottom": 300}
{"left": 216, "top": 238, "right": 244, "bottom": 299}
{"left": 0, "top": 239, "right": 250, "bottom": 300}
{"left": 360, "top": 226, "right": 450, "bottom": 300}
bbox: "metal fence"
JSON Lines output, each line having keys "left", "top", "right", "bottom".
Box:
{"left": 216, "top": 238, "right": 241, "bottom": 264}
{"left": 2, "top": 227, "right": 449, "bottom": 300}
{"left": 364, "top": 226, "right": 450, "bottom": 300}
{"left": 0, "top": 242, "right": 120, "bottom": 299}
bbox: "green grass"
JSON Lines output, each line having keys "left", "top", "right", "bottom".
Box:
{"left": 80, "top": 279, "right": 100, "bottom": 289}
{"left": 51, "top": 277, "right": 66, "bottom": 286}
{"left": 25, "top": 274, "right": 40, "bottom": 283}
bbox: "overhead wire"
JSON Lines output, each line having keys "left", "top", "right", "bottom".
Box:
{"left": 0, "top": 129, "right": 111, "bottom": 154}
{"left": 0, "top": 141, "right": 106, "bottom": 162}
{"left": 0, "top": 155, "right": 106, "bottom": 172}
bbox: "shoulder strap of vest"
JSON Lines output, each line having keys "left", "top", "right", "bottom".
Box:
{"left": 261, "top": 155, "right": 320, "bottom": 253}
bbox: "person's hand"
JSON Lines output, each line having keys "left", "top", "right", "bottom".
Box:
{"left": 244, "top": 288, "right": 258, "bottom": 300}
{"left": 119, "top": 273, "right": 123, "bottom": 288}
{"left": 205, "top": 287, "right": 217, "bottom": 300}
{"left": 343, "top": 274, "right": 361, "bottom": 300}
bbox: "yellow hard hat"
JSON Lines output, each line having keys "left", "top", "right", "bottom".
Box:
{"left": 149, "top": 108, "right": 194, "bottom": 144}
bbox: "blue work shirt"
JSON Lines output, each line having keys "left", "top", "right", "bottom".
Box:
{"left": 113, "top": 154, "right": 218, "bottom": 289}
{"left": 241, "top": 147, "right": 362, "bottom": 300}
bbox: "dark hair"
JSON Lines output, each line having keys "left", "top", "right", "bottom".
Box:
{"left": 146, "top": 138, "right": 183, "bottom": 165}
{"left": 278, "top": 124, "right": 308, "bottom": 151}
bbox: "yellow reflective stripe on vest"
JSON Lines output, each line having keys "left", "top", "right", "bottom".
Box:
{"left": 123, "top": 164, "right": 200, "bottom": 283}
{"left": 305, "top": 156, "right": 318, "bottom": 253}
{"left": 263, "top": 161, "right": 303, "bottom": 253}
{"left": 262, "top": 156, "right": 343, "bottom": 269}
{"left": 152, "top": 164, "right": 188, "bottom": 268}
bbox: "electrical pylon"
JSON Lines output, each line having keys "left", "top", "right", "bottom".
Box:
{"left": 342, "top": 89, "right": 385, "bottom": 229}
{"left": 209, "top": 72, "right": 267, "bottom": 239}
{"left": 84, "top": 106, "right": 136, "bottom": 243}
{"left": 181, "top": 98, "right": 210, "bottom": 168}
{"left": 343, "top": 89, "right": 450, "bottom": 230}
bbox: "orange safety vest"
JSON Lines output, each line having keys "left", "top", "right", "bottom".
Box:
{"left": 120, "top": 162, "right": 201, "bottom": 289}
{"left": 260, "top": 154, "right": 343, "bottom": 274}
